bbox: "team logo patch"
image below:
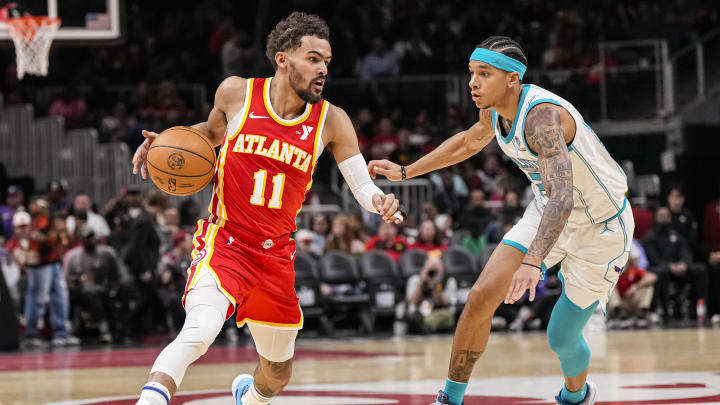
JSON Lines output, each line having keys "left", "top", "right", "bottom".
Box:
{"left": 191, "top": 250, "right": 206, "bottom": 267}
{"left": 168, "top": 153, "right": 186, "bottom": 170}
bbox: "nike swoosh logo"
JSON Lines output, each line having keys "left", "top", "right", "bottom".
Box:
{"left": 290, "top": 251, "right": 296, "bottom": 260}
{"left": 249, "top": 112, "right": 269, "bottom": 119}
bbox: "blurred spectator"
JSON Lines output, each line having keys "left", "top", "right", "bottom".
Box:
{"left": 643, "top": 206, "right": 707, "bottom": 324}
{"left": 0, "top": 238, "right": 20, "bottom": 306}
{"left": 6, "top": 211, "right": 77, "bottom": 347}
{"left": 157, "top": 230, "right": 192, "bottom": 335}
{"left": 324, "top": 214, "right": 366, "bottom": 256}
{"left": 410, "top": 219, "right": 448, "bottom": 253}
{"left": 122, "top": 192, "right": 164, "bottom": 339}
{"left": 309, "top": 214, "right": 330, "bottom": 256}
{"left": 157, "top": 206, "right": 181, "bottom": 254}
{"left": 477, "top": 154, "right": 503, "bottom": 195}
{"left": 667, "top": 187, "right": 699, "bottom": 255}
{"left": 0, "top": 185, "right": 24, "bottom": 240}
{"left": 631, "top": 197, "right": 655, "bottom": 240}
{"left": 46, "top": 180, "right": 70, "bottom": 215}
{"left": 294, "top": 229, "right": 318, "bottom": 260}
{"left": 65, "top": 227, "right": 122, "bottom": 343}
{"left": 461, "top": 161, "right": 484, "bottom": 192}
{"left": 369, "top": 118, "right": 398, "bottom": 160}
{"left": 703, "top": 196, "right": 720, "bottom": 324}
{"left": 366, "top": 222, "right": 409, "bottom": 261}
{"left": 179, "top": 199, "right": 202, "bottom": 229}
{"left": 432, "top": 169, "right": 468, "bottom": 220}
{"left": 393, "top": 31, "right": 433, "bottom": 74}
{"left": 66, "top": 194, "right": 111, "bottom": 241}
{"left": 607, "top": 244, "right": 657, "bottom": 329}
{"left": 631, "top": 238, "right": 650, "bottom": 271}
{"left": 49, "top": 88, "right": 87, "bottom": 128}
{"left": 388, "top": 128, "right": 421, "bottom": 168}
{"left": 500, "top": 190, "right": 524, "bottom": 224}
{"left": 402, "top": 256, "right": 457, "bottom": 333}
{"left": 462, "top": 216, "right": 488, "bottom": 256}
{"left": 221, "top": 30, "right": 255, "bottom": 78}
{"left": 361, "top": 37, "right": 400, "bottom": 79}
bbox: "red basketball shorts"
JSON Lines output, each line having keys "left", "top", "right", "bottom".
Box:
{"left": 183, "top": 218, "right": 302, "bottom": 329}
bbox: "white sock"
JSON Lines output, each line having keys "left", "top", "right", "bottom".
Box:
{"left": 241, "top": 384, "right": 272, "bottom": 405}
{"left": 137, "top": 382, "right": 171, "bottom": 405}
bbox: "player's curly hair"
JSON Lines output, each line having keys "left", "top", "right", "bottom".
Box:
{"left": 477, "top": 36, "right": 528, "bottom": 67}
{"left": 265, "top": 12, "right": 330, "bottom": 70}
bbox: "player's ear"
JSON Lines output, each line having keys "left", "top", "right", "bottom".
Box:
{"left": 275, "top": 52, "right": 287, "bottom": 69}
{"left": 507, "top": 71, "right": 521, "bottom": 87}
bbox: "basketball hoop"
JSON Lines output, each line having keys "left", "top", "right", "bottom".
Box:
{"left": 5, "top": 16, "right": 61, "bottom": 79}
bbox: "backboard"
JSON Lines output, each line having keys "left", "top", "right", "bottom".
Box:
{"left": 0, "top": 0, "right": 123, "bottom": 45}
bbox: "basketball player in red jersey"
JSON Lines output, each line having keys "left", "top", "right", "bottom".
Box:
{"left": 130, "top": 12, "right": 405, "bottom": 405}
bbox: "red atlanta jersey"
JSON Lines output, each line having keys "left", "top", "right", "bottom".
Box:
{"left": 206, "top": 77, "right": 329, "bottom": 236}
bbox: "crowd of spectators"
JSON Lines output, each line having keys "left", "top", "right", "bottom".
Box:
{"left": 1, "top": 168, "right": 719, "bottom": 349}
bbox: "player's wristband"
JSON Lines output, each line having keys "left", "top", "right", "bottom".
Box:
{"left": 522, "top": 262, "right": 542, "bottom": 271}
{"left": 401, "top": 166, "right": 406, "bottom": 181}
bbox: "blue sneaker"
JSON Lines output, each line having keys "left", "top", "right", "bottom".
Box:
{"left": 430, "top": 390, "right": 464, "bottom": 405}
{"left": 555, "top": 381, "right": 597, "bottom": 405}
{"left": 231, "top": 374, "right": 258, "bottom": 405}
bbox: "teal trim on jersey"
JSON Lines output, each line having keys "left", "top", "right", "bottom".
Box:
{"left": 498, "top": 85, "right": 531, "bottom": 144}
{"left": 501, "top": 239, "right": 548, "bottom": 275}
{"left": 572, "top": 146, "right": 623, "bottom": 213}
{"left": 537, "top": 183, "right": 545, "bottom": 192}
{"left": 491, "top": 109, "right": 498, "bottom": 130}
{"left": 529, "top": 172, "right": 542, "bottom": 181}
{"left": 602, "top": 213, "right": 629, "bottom": 286}
{"left": 522, "top": 98, "right": 564, "bottom": 157}
{"left": 572, "top": 186, "right": 596, "bottom": 224}
{"left": 599, "top": 197, "right": 628, "bottom": 224}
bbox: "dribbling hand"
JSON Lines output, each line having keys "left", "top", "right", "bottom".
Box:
{"left": 368, "top": 159, "right": 403, "bottom": 181}
{"left": 132, "top": 130, "right": 159, "bottom": 179}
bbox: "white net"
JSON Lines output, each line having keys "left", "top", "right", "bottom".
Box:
{"left": 6, "top": 16, "right": 61, "bottom": 79}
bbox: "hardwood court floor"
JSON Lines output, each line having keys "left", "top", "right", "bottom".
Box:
{"left": 1, "top": 328, "right": 719, "bottom": 404}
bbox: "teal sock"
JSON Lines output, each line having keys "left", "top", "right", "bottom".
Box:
{"left": 561, "top": 383, "right": 587, "bottom": 404}
{"left": 444, "top": 379, "right": 468, "bottom": 405}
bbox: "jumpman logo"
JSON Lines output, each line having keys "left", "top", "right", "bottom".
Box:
{"left": 614, "top": 265, "right": 624, "bottom": 274}
{"left": 249, "top": 111, "right": 269, "bottom": 119}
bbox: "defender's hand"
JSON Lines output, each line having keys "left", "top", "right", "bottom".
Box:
{"left": 504, "top": 263, "right": 542, "bottom": 304}
{"left": 132, "top": 130, "right": 159, "bottom": 179}
{"left": 372, "top": 193, "right": 402, "bottom": 224}
{"left": 368, "top": 159, "right": 403, "bottom": 181}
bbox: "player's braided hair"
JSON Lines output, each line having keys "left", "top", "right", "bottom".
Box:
{"left": 266, "top": 12, "right": 330, "bottom": 70}
{"left": 477, "top": 36, "right": 528, "bottom": 67}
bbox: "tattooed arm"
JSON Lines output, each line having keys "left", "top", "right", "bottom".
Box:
{"left": 504, "top": 104, "right": 575, "bottom": 304}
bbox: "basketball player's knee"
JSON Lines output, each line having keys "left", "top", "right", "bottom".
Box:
{"left": 547, "top": 325, "right": 583, "bottom": 357}
{"left": 464, "top": 286, "right": 498, "bottom": 321}
{"left": 178, "top": 304, "right": 225, "bottom": 356}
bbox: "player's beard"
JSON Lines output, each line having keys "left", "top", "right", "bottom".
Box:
{"left": 289, "top": 63, "right": 323, "bottom": 105}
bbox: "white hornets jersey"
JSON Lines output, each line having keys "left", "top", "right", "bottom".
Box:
{"left": 493, "top": 84, "right": 628, "bottom": 225}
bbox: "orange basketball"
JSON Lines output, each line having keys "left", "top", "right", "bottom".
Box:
{"left": 146, "top": 126, "right": 216, "bottom": 196}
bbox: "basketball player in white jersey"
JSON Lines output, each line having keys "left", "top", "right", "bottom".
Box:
{"left": 369, "top": 36, "right": 633, "bottom": 405}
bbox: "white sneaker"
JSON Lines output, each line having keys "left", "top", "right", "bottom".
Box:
{"left": 555, "top": 381, "right": 597, "bottom": 405}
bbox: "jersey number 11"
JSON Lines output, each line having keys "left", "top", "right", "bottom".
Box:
{"left": 250, "top": 169, "right": 286, "bottom": 209}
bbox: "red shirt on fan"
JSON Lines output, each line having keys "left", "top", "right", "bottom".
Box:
{"left": 366, "top": 235, "right": 409, "bottom": 261}
{"left": 615, "top": 267, "right": 648, "bottom": 297}
{"left": 206, "top": 77, "right": 329, "bottom": 237}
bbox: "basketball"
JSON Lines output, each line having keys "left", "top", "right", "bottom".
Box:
{"left": 146, "top": 126, "right": 216, "bottom": 196}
